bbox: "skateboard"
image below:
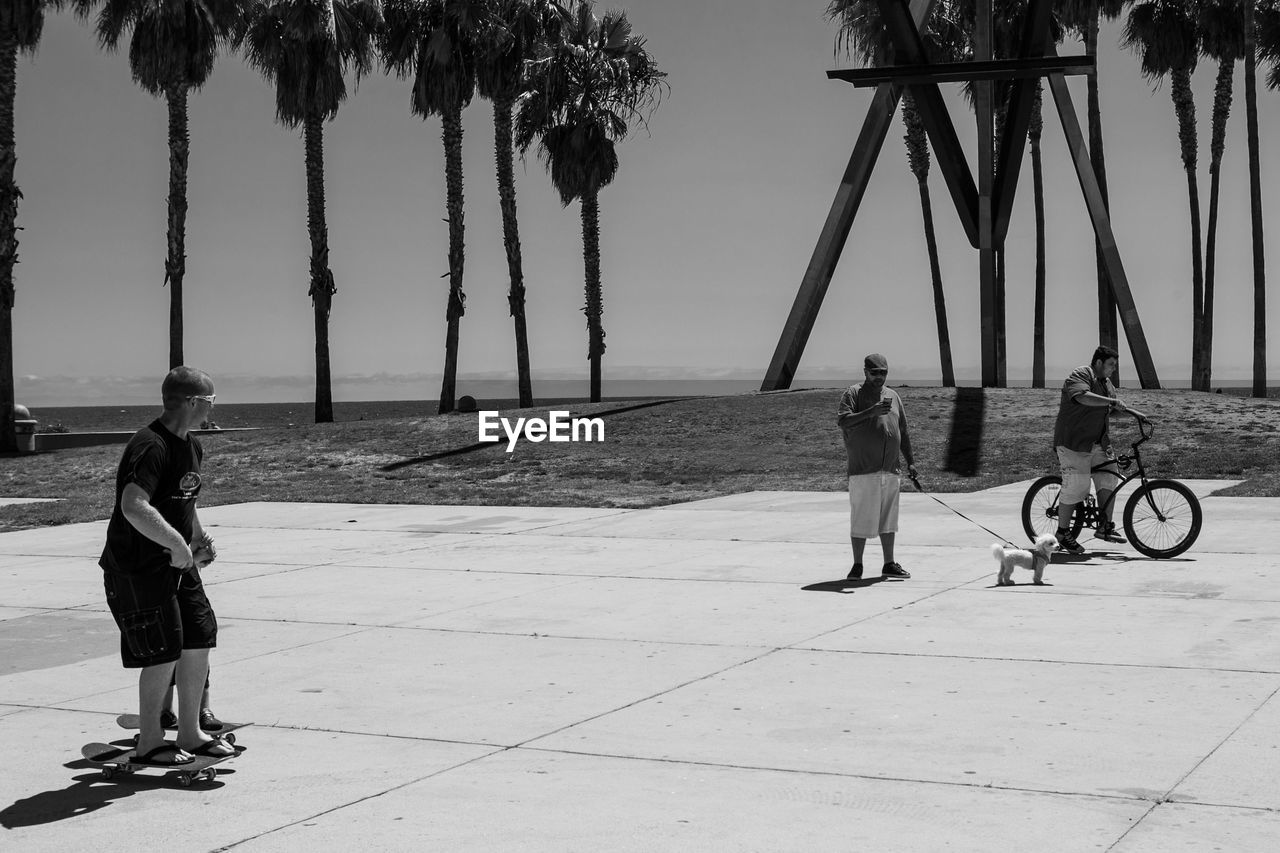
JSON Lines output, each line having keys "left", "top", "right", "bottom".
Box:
{"left": 81, "top": 740, "right": 245, "bottom": 787}
{"left": 115, "top": 714, "right": 250, "bottom": 739}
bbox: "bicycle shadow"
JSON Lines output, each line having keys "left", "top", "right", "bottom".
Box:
{"left": 1052, "top": 549, "right": 1197, "bottom": 565}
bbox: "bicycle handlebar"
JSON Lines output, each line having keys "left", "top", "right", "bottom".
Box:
{"left": 1132, "top": 414, "right": 1153, "bottom": 446}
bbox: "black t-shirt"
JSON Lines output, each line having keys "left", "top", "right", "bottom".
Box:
{"left": 99, "top": 420, "right": 203, "bottom": 576}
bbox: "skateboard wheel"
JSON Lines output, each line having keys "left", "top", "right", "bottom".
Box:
{"left": 102, "top": 768, "right": 115, "bottom": 780}
{"left": 202, "top": 769, "right": 215, "bottom": 782}
{"left": 178, "top": 773, "right": 193, "bottom": 787}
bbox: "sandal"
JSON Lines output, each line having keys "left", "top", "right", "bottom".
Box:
{"left": 183, "top": 737, "right": 234, "bottom": 758}
{"left": 134, "top": 743, "right": 194, "bottom": 766}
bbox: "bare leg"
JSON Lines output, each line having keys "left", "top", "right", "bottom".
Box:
{"left": 880, "top": 532, "right": 896, "bottom": 565}
{"left": 175, "top": 649, "right": 227, "bottom": 753}
{"left": 1057, "top": 501, "right": 1077, "bottom": 535}
{"left": 1096, "top": 489, "right": 1115, "bottom": 526}
{"left": 137, "top": 661, "right": 178, "bottom": 755}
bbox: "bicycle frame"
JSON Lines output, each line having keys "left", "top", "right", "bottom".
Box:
{"left": 1074, "top": 418, "right": 1154, "bottom": 528}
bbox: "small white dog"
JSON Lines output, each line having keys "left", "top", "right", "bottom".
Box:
{"left": 991, "top": 534, "right": 1057, "bottom": 586}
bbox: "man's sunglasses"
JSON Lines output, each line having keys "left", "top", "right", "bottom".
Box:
{"left": 866, "top": 369, "right": 888, "bottom": 376}
{"left": 189, "top": 394, "right": 217, "bottom": 405}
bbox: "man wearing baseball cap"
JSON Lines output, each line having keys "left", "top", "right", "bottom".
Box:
{"left": 836, "top": 353, "right": 918, "bottom": 579}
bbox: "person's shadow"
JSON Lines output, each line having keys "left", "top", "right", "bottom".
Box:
{"left": 1, "top": 750, "right": 230, "bottom": 828}
{"left": 802, "top": 577, "right": 893, "bottom": 593}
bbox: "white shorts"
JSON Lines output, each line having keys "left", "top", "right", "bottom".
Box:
{"left": 847, "top": 472, "right": 901, "bottom": 539}
{"left": 1055, "top": 445, "right": 1121, "bottom": 504}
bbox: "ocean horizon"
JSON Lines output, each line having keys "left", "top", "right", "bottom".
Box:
{"left": 21, "top": 378, "right": 1279, "bottom": 433}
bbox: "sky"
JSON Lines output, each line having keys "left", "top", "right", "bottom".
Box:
{"left": 12, "top": 0, "right": 1280, "bottom": 405}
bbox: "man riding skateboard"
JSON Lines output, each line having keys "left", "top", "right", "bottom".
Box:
{"left": 98, "top": 367, "right": 233, "bottom": 766}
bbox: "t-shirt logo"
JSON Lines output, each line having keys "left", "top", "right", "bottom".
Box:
{"left": 179, "top": 472, "right": 201, "bottom": 497}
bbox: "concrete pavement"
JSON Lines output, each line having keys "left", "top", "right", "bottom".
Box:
{"left": 2, "top": 482, "right": 1279, "bottom": 851}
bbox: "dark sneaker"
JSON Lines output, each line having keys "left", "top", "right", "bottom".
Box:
{"left": 159, "top": 709, "right": 178, "bottom": 729}
{"left": 1056, "top": 532, "right": 1085, "bottom": 554}
{"left": 882, "top": 562, "right": 911, "bottom": 579}
{"left": 847, "top": 563, "right": 863, "bottom": 580}
{"left": 1097, "top": 522, "right": 1127, "bottom": 544}
{"left": 199, "top": 709, "right": 224, "bottom": 732}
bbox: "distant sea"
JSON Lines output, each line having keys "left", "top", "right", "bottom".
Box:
{"left": 23, "top": 378, "right": 1278, "bottom": 432}
{"left": 20, "top": 379, "right": 796, "bottom": 431}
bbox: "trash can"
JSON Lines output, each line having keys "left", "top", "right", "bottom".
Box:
{"left": 13, "top": 419, "right": 37, "bottom": 453}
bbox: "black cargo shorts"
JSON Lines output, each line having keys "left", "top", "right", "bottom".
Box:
{"left": 103, "top": 566, "right": 217, "bottom": 668}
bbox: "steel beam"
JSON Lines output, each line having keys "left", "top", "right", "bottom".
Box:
{"left": 759, "top": 0, "right": 938, "bottom": 392}
{"left": 991, "top": 0, "right": 1057, "bottom": 244}
{"left": 876, "top": 0, "right": 980, "bottom": 248}
{"left": 829, "top": 55, "right": 1091, "bottom": 87}
{"left": 1046, "top": 72, "right": 1160, "bottom": 388}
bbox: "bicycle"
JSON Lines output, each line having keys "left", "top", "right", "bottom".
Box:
{"left": 1020, "top": 419, "right": 1202, "bottom": 559}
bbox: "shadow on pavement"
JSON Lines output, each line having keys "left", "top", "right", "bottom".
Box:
{"left": 802, "top": 577, "right": 896, "bottom": 593}
{"left": 1, "top": 752, "right": 236, "bottom": 828}
{"left": 945, "top": 387, "right": 985, "bottom": 476}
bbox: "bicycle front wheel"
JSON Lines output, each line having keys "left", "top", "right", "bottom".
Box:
{"left": 1123, "top": 480, "right": 1202, "bottom": 559}
{"left": 1022, "top": 476, "right": 1082, "bottom": 543}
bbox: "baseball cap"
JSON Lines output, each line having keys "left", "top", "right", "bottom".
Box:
{"left": 864, "top": 353, "right": 889, "bottom": 370}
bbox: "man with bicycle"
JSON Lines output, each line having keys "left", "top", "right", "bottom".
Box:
{"left": 1052, "top": 345, "right": 1148, "bottom": 553}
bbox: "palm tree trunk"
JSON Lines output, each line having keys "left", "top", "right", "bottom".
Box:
{"left": 1085, "top": 15, "right": 1118, "bottom": 371}
{"left": 1170, "top": 67, "right": 1204, "bottom": 390}
{"left": 304, "top": 114, "right": 335, "bottom": 424}
{"left": 493, "top": 98, "right": 532, "bottom": 407}
{"left": 1199, "top": 58, "right": 1235, "bottom": 392}
{"left": 165, "top": 85, "right": 190, "bottom": 370}
{"left": 1031, "top": 82, "right": 1046, "bottom": 389}
{"left": 0, "top": 35, "right": 17, "bottom": 452}
{"left": 439, "top": 106, "right": 466, "bottom": 415}
{"left": 581, "top": 190, "right": 603, "bottom": 403}
{"left": 902, "top": 93, "right": 953, "bottom": 387}
{"left": 1244, "top": 16, "right": 1267, "bottom": 398}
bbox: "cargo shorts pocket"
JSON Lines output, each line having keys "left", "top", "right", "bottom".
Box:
{"left": 119, "top": 608, "right": 169, "bottom": 660}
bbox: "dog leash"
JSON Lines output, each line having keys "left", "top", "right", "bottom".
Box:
{"left": 908, "top": 473, "right": 1020, "bottom": 547}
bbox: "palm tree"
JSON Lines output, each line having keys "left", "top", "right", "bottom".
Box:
{"left": 1123, "top": 0, "right": 1203, "bottom": 389}
{"left": 475, "top": 0, "right": 555, "bottom": 408}
{"left": 1195, "top": 0, "right": 1246, "bottom": 391}
{"left": 0, "top": 0, "right": 65, "bottom": 452}
{"left": 72, "top": 0, "right": 247, "bottom": 370}
{"left": 902, "top": 90, "right": 956, "bottom": 387}
{"left": 826, "top": 0, "right": 959, "bottom": 387}
{"left": 1251, "top": 0, "right": 1279, "bottom": 396}
{"left": 381, "top": 0, "right": 485, "bottom": 415}
{"left": 236, "top": 0, "right": 383, "bottom": 423}
{"left": 1029, "top": 78, "right": 1046, "bottom": 387}
{"left": 515, "top": 0, "right": 664, "bottom": 402}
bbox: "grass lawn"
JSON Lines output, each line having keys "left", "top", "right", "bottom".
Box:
{"left": 2, "top": 386, "right": 1278, "bottom": 532}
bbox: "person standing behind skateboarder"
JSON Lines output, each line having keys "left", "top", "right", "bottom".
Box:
{"left": 1052, "top": 345, "right": 1148, "bottom": 553}
{"left": 837, "top": 353, "right": 918, "bottom": 580}
{"left": 99, "top": 367, "right": 233, "bottom": 766}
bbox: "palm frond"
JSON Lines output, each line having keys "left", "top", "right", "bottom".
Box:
{"left": 239, "top": 0, "right": 383, "bottom": 126}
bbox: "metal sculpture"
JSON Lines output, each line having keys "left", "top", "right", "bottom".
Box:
{"left": 761, "top": 0, "right": 1160, "bottom": 390}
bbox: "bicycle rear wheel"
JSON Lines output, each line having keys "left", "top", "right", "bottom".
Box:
{"left": 1123, "top": 479, "right": 1202, "bottom": 559}
{"left": 1022, "top": 476, "right": 1083, "bottom": 542}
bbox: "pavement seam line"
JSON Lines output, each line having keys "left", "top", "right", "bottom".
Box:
{"left": 1103, "top": 684, "right": 1280, "bottom": 851}
{"left": 509, "top": 744, "right": 1183, "bottom": 806}
{"left": 206, "top": 745, "right": 512, "bottom": 853}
